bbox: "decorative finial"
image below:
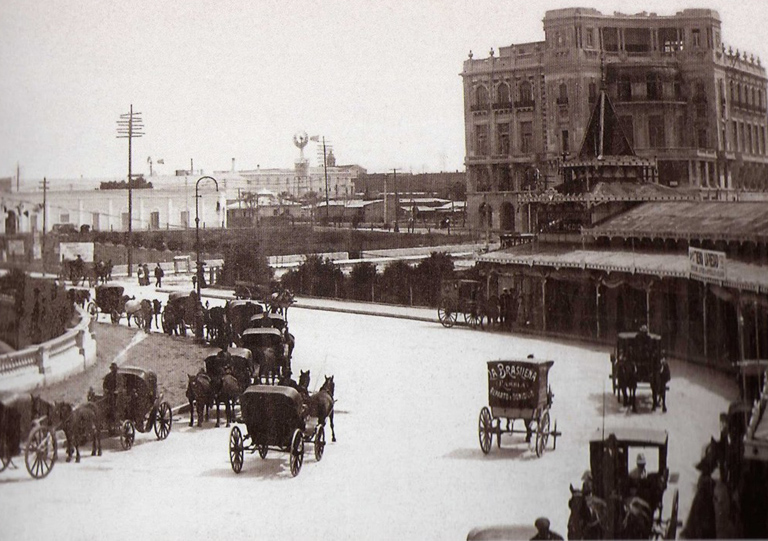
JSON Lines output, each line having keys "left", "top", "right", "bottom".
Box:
{"left": 468, "top": 50, "right": 473, "bottom": 59}
{"left": 489, "top": 48, "right": 495, "bottom": 57}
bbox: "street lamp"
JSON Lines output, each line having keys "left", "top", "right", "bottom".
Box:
{"left": 195, "top": 175, "right": 219, "bottom": 300}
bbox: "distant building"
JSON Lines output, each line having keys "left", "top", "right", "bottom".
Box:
{"left": 462, "top": 7, "right": 768, "bottom": 234}
{"left": 355, "top": 171, "right": 466, "bottom": 199}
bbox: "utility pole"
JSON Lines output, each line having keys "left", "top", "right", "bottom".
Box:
{"left": 16, "top": 163, "right": 20, "bottom": 192}
{"left": 40, "top": 177, "right": 48, "bottom": 272}
{"left": 393, "top": 168, "right": 400, "bottom": 232}
{"left": 323, "top": 137, "right": 330, "bottom": 222}
{"left": 117, "top": 105, "right": 144, "bottom": 277}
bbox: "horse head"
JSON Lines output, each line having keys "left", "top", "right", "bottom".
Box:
{"left": 568, "top": 484, "right": 607, "bottom": 540}
{"left": 54, "top": 401, "right": 74, "bottom": 424}
{"left": 298, "top": 370, "right": 310, "bottom": 390}
{"left": 321, "top": 375, "right": 335, "bottom": 397}
{"left": 31, "top": 394, "right": 56, "bottom": 422}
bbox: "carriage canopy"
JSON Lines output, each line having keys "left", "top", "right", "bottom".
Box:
{"left": 487, "top": 359, "right": 554, "bottom": 412}
{"left": 94, "top": 285, "right": 125, "bottom": 312}
{"left": 239, "top": 385, "right": 305, "bottom": 446}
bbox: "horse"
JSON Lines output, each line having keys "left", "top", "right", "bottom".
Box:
{"left": 124, "top": 299, "right": 153, "bottom": 330}
{"left": 186, "top": 371, "right": 214, "bottom": 427}
{"left": 567, "top": 484, "right": 608, "bottom": 539}
{"left": 307, "top": 375, "right": 336, "bottom": 442}
{"left": 215, "top": 370, "right": 241, "bottom": 428}
{"left": 651, "top": 360, "right": 671, "bottom": 413}
{"left": 480, "top": 295, "right": 500, "bottom": 328}
{"left": 152, "top": 299, "right": 162, "bottom": 329}
{"left": 278, "top": 369, "right": 311, "bottom": 402}
{"left": 620, "top": 497, "right": 653, "bottom": 539}
{"left": 257, "top": 348, "right": 281, "bottom": 385}
{"left": 681, "top": 437, "right": 719, "bottom": 539}
{"left": 55, "top": 401, "right": 101, "bottom": 463}
{"left": 204, "top": 306, "right": 228, "bottom": 345}
{"left": 616, "top": 358, "right": 638, "bottom": 412}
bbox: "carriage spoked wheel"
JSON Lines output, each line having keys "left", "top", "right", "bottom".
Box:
{"left": 478, "top": 407, "right": 493, "bottom": 455}
{"left": 314, "top": 425, "right": 326, "bottom": 462}
{"left": 289, "top": 429, "right": 304, "bottom": 477}
{"left": 120, "top": 420, "right": 136, "bottom": 450}
{"left": 229, "top": 426, "right": 244, "bottom": 473}
{"left": 437, "top": 300, "right": 458, "bottom": 328}
{"left": 257, "top": 444, "right": 269, "bottom": 459}
{"left": 153, "top": 402, "right": 172, "bottom": 440}
{"left": 24, "top": 425, "right": 57, "bottom": 479}
{"left": 464, "top": 310, "right": 481, "bottom": 329}
{"left": 535, "top": 411, "right": 551, "bottom": 458}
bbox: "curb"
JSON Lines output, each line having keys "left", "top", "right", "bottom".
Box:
{"left": 292, "top": 303, "right": 437, "bottom": 324}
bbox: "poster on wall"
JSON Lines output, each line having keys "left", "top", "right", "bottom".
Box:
{"left": 59, "top": 242, "right": 94, "bottom": 262}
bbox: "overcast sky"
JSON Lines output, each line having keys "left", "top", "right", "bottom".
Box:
{"left": 1, "top": 0, "right": 766, "bottom": 181}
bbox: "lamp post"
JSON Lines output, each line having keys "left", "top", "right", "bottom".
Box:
{"left": 195, "top": 175, "right": 218, "bottom": 300}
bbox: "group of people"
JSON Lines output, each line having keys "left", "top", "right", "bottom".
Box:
{"left": 497, "top": 288, "right": 520, "bottom": 329}
{"left": 136, "top": 263, "right": 164, "bottom": 287}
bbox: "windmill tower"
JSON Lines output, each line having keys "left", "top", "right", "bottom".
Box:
{"left": 293, "top": 131, "right": 309, "bottom": 196}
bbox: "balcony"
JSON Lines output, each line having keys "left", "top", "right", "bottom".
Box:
{"left": 556, "top": 97, "right": 569, "bottom": 106}
{"left": 493, "top": 101, "right": 513, "bottom": 111}
{"left": 514, "top": 99, "right": 535, "bottom": 110}
{"left": 470, "top": 103, "right": 490, "bottom": 112}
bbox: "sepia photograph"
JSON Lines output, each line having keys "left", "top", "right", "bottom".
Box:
{"left": 0, "top": 0, "right": 767, "bottom": 539}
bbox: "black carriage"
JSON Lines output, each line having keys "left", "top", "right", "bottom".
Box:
{"left": 0, "top": 394, "right": 57, "bottom": 479}
{"left": 478, "top": 359, "right": 560, "bottom": 457}
{"left": 88, "top": 285, "right": 129, "bottom": 324}
{"left": 162, "top": 291, "right": 203, "bottom": 336}
{"left": 228, "top": 385, "right": 325, "bottom": 477}
{"left": 58, "top": 258, "right": 95, "bottom": 287}
{"left": 87, "top": 366, "right": 172, "bottom": 450}
{"left": 241, "top": 328, "right": 290, "bottom": 378}
{"left": 248, "top": 312, "right": 287, "bottom": 332}
{"left": 227, "top": 299, "right": 264, "bottom": 338}
{"left": 204, "top": 349, "right": 254, "bottom": 390}
{"left": 610, "top": 328, "right": 663, "bottom": 397}
{"left": 585, "top": 428, "right": 679, "bottom": 539}
{"left": 437, "top": 279, "right": 486, "bottom": 328}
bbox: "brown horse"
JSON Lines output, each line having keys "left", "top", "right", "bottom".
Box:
{"left": 651, "top": 359, "right": 671, "bottom": 412}
{"left": 307, "top": 375, "right": 336, "bottom": 442}
{"left": 186, "top": 371, "right": 214, "bottom": 427}
{"left": 616, "top": 359, "right": 638, "bottom": 412}
{"left": 257, "top": 348, "right": 281, "bottom": 385}
{"left": 215, "top": 371, "right": 241, "bottom": 428}
{"left": 56, "top": 401, "right": 101, "bottom": 463}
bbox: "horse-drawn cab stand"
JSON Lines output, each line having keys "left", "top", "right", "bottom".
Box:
{"left": 610, "top": 327, "right": 670, "bottom": 413}
{"left": 569, "top": 428, "right": 679, "bottom": 540}
{"left": 87, "top": 366, "right": 173, "bottom": 450}
{"left": 478, "top": 359, "right": 561, "bottom": 457}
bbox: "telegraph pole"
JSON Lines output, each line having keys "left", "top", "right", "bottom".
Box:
{"left": 117, "top": 105, "right": 144, "bottom": 277}
{"left": 40, "top": 177, "right": 48, "bottom": 272}
{"left": 323, "top": 137, "right": 330, "bottom": 221}
{"left": 393, "top": 168, "right": 400, "bottom": 232}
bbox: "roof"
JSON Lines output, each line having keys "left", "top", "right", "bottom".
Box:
{"left": 242, "top": 327, "right": 283, "bottom": 338}
{"left": 577, "top": 91, "right": 635, "bottom": 159}
{"left": 228, "top": 347, "right": 253, "bottom": 360}
{"left": 517, "top": 182, "right": 693, "bottom": 204}
{"left": 478, "top": 246, "right": 768, "bottom": 293}
{"left": 589, "top": 427, "right": 668, "bottom": 446}
{"left": 116, "top": 366, "right": 154, "bottom": 380}
{"left": 586, "top": 201, "right": 768, "bottom": 242}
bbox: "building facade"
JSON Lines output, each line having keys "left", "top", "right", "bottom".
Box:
{"left": 462, "top": 8, "right": 768, "bottom": 235}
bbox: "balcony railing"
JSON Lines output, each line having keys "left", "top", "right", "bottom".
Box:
{"left": 493, "top": 101, "right": 513, "bottom": 110}
{"left": 556, "top": 97, "right": 569, "bottom": 106}
{"left": 514, "top": 99, "right": 535, "bottom": 109}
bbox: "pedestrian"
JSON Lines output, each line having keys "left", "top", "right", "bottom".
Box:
{"left": 499, "top": 289, "right": 508, "bottom": 329}
{"left": 136, "top": 265, "right": 144, "bottom": 286}
{"left": 154, "top": 263, "right": 164, "bottom": 287}
{"left": 531, "top": 517, "right": 563, "bottom": 540}
{"left": 142, "top": 263, "right": 150, "bottom": 286}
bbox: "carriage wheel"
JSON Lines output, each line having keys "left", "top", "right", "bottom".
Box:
{"left": 437, "top": 301, "right": 458, "bottom": 328}
{"left": 535, "top": 411, "right": 551, "bottom": 458}
{"left": 314, "top": 425, "right": 326, "bottom": 462}
{"left": 258, "top": 444, "right": 269, "bottom": 459}
{"left": 465, "top": 310, "right": 482, "bottom": 329}
{"left": 111, "top": 310, "right": 121, "bottom": 324}
{"left": 289, "top": 429, "right": 304, "bottom": 477}
{"left": 87, "top": 302, "right": 97, "bottom": 317}
{"left": 24, "top": 425, "right": 57, "bottom": 479}
{"left": 120, "top": 420, "right": 135, "bottom": 450}
{"left": 665, "top": 489, "right": 679, "bottom": 540}
{"left": 478, "top": 407, "right": 493, "bottom": 455}
{"left": 153, "top": 402, "right": 172, "bottom": 440}
{"left": 229, "top": 426, "right": 245, "bottom": 473}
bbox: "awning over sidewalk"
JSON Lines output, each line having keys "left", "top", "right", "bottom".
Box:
{"left": 478, "top": 246, "right": 768, "bottom": 293}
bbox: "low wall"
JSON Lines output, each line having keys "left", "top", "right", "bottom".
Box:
{"left": 0, "top": 305, "right": 97, "bottom": 393}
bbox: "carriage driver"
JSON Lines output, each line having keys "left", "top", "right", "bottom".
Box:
{"left": 103, "top": 362, "right": 119, "bottom": 425}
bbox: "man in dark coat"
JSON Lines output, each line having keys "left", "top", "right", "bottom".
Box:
{"left": 531, "top": 517, "right": 563, "bottom": 540}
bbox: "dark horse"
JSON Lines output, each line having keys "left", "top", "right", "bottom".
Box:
{"left": 568, "top": 484, "right": 608, "bottom": 539}
{"left": 55, "top": 401, "right": 101, "bottom": 463}
{"left": 307, "top": 375, "right": 336, "bottom": 442}
{"left": 186, "top": 371, "right": 214, "bottom": 427}
{"left": 215, "top": 370, "right": 241, "bottom": 428}
{"left": 257, "top": 348, "right": 282, "bottom": 385}
{"left": 616, "top": 358, "right": 638, "bottom": 412}
{"left": 651, "top": 359, "right": 671, "bottom": 412}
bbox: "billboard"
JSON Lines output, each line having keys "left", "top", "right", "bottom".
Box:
{"left": 59, "top": 242, "right": 95, "bottom": 263}
{"left": 688, "top": 247, "right": 726, "bottom": 282}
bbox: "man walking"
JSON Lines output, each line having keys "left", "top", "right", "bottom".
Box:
{"left": 154, "top": 263, "right": 164, "bottom": 288}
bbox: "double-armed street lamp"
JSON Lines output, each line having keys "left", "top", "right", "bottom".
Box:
{"left": 195, "top": 175, "right": 218, "bottom": 300}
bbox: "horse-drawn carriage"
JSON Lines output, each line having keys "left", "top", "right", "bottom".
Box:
{"left": 228, "top": 381, "right": 330, "bottom": 477}
{"left": 0, "top": 394, "right": 58, "bottom": 479}
{"left": 58, "top": 258, "right": 95, "bottom": 287}
{"left": 234, "top": 282, "right": 295, "bottom": 317}
{"left": 88, "top": 285, "right": 130, "bottom": 324}
{"left": 568, "top": 428, "right": 679, "bottom": 539}
{"left": 478, "top": 359, "right": 560, "bottom": 457}
{"left": 438, "top": 279, "right": 485, "bottom": 328}
{"left": 227, "top": 299, "right": 264, "bottom": 338}
{"left": 87, "top": 366, "right": 172, "bottom": 450}
{"left": 241, "top": 328, "right": 291, "bottom": 383}
{"left": 162, "top": 291, "right": 203, "bottom": 336}
{"left": 610, "top": 328, "right": 669, "bottom": 412}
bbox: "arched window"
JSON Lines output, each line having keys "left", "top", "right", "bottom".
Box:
{"left": 497, "top": 82, "right": 510, "bottom": 104}
{"left": 519, "top": 81, "right": 533, "bottom": 103}
{"left": 475, "top": 86, "right": 489, "bottom": 108}
{"left": 501, "top": 202, "right": 515, "bottom": 232}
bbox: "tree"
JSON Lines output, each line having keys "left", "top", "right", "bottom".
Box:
{"left": 413, "top": 252, "right": 454, "bottom": 307}
{"left": 380, "top": 260, "right": 413, "bottom": 304}
{"left": 349, "top": 262, "right": 377, "bottom": 301}
{"left": 221, "top": 238, "right": 273, "bottom": 287}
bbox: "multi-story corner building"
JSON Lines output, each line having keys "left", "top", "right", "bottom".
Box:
{"left": 462, "top": 7, "right": 768, "bottom": 234}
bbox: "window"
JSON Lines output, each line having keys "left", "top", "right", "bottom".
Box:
{"left": 558, "top": 82, "right": 568, "bottom": 103}
{"left": 677, "top": 116, "right": 686, "bottom": 147}
{"left": 475, "top": 124, "right": 489, "bottom": 156}
{"left": 618, "top": 75, "right": 632, "bottom": 101}
{"left": 180, "top": 210, "right": 189, "bottom": 228}
{"left": 603, "top": 27, "right": 619, "bottom": 51}
{"left": 762, "top": 126, "right": 766, "bottom": 155}
{"left": 92, "top": 213, "right": 100, "bottom": 231}
{"left": 646, "top": 72, "right": 662, "bottom": 100}
{"left": 620, "top": 116, "right": 635, "bottom": 148}
{"left": 660, "top": 27, "right": 682, "bottom": 52}
{"left": 648, "top": 116, "right": 666, "bottom": 148}
{"left": 561, "top": 130, "right": 569, "bottom": 154}
{"left": 122, "top": 212, "right": 130, "bottom": 230}
{"left": 497, "top": 82, "right": 510, "bottom": 105}
{"left": 520, "top": 121, "right": 533, "bottom": 153}
{"left": 747, "top": 124, "right": 754, "bottom": 154}
{"left": 475, "top": 86, "right": 489, "bottom": 108}
{"left": 697, "top": 128, "right": 708, "bottom": 149}
{"left": 692, "top": 29, "right": 701, "bottom": 48}
{"left": 586, "top": 28, "right": 594, "bottom": 48}
{"left": 150, "top": 211, "right": 160, "bottom": 230}
{"left": 60, "top": 213, "right": 70, "bottom": 223}
{"left": 497, "top": 123, "right": 510, "bottom": 155}
{"left": 519, "top": 81, "right": 533, "bottom": 103}
{"left": 589, "top": 82, "right": 597, "bottom": 103}
{"left": 625, "top": 28, "right": 651, "bottom": 53}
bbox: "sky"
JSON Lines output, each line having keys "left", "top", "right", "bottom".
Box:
{"left": 1, "top": 0, "right": 767, "bottom": 182}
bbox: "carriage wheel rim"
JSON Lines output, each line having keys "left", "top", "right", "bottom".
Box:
{"left": 229, "top": 427, "right": 244, "bottom": 473}
{"left": 154, "top": 403, "right": 172, "bottom": 440}
{"left": 478, "top": 407, "right": 492, "bottom": 454}
{"left": 314, "top": 426, "right": 325, "bottom": 461}
{"left": 120, "top": 421, "right": 135, "bottom": 450}
{"left": 24, "top": 426, "right": 56, "bottom": 479}
{"left": 290, "top": 430, "right": 304, "bottom": 476}
{"left": 537, "top": 411, "right": 551, "bottom": 456}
